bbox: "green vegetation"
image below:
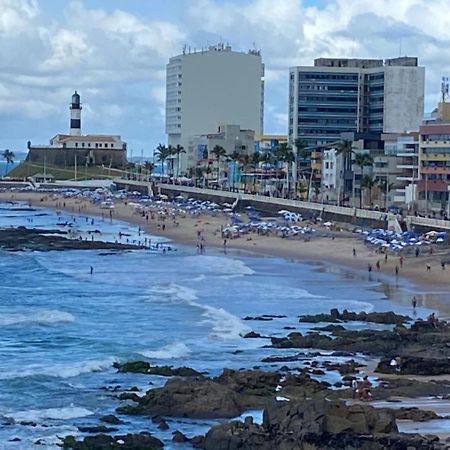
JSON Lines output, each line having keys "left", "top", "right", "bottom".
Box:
{"left": 8, "top": 161, "right": 125, "bottom": 181}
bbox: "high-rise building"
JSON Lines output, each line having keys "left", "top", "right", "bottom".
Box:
{"left": 165, "top": 43, "right": 264, "bottom": 172}
{"left": 289, "top": 57, "right": 425, "bottom": 148}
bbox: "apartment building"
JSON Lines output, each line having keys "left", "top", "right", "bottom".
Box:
{"left": 166, "top": 43, "right": 264, "bottom": 172}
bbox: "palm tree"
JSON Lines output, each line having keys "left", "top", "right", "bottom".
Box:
{"left": 260, "top": 151, "right": 273, "bottom": 195}
{"left": 228, "top": 150, "right": 241, "bottom": 189}
{"left": 251, "top": 151, "right": 261, "bottom": 193}
{"left": 143, "top": 160, "right": 155, "bottom": 180}
{"left": 361, "top": 174, "right": 377, "bottom": 208}
{"left": 354, "top": 153, "right": 373, "bottom": 208}
{"left": 294, "top": 138, "right": 309, "bottom": 185}
{"left": 173, "top": 144, "right": 186, "bottom": 179}
{"left": 377, "top": 178, "right": 395, "bottom": 209}
{"left": 211, "top": 145, "right": 227, "bottom": 187}
{"left": 155, "top": 144, "right": 170, "bottom": 182}
{"left": 238, "top": 154, "right": 250, "bottom": 191}
{"left": 275, "top": 143, "right": 295, "bottom": 198}
{"left": 2, "top": 149, "right": 15, "bottom": 176}
{"left": 335, "top": 140, "right": 354, "bottom": 205}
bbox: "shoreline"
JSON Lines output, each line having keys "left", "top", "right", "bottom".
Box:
{"left": 1, "top": 190, "right": 449, "bottom": 318}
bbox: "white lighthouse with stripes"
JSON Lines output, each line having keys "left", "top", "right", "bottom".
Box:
{"left": 70, "top": 91, "right": 82, "bottom": 136}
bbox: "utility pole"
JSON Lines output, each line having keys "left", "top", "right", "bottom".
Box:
{"left": 74, "top": 154, "right": 77, "bottom": 181}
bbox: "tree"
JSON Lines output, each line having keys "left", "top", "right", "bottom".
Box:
{"left": 211, "top": 145, "right": 227, "bottom": 187}
{"left": 294, "top": 138, "right": 309, "bottom": 184}
{"left": 354, "top": 153, "right": 373, "bottom": 208}
{"left": 275, "top": 143, "right": 295, "bottom": 198}
{"left": 228, "top": 150, "right": 241, "bottom": 189}
{"left": 155, "top": 144, "right": 170, "bottom": 182}
{"left": 377, "top": 178, "right": 395, "bottom": 209}
{"left": 173, "top": 144, "right": 186, "bottom": 179}
{"left": 2, "top": 149, "right": 15, "bottom": 176}
{"left": 335, "top": 140, "right": 354, "bottom": 204}
{"left": 361, "top": 174, "right": 377, "bottom": 208}
{"left": 143, "top": 160, "right": 155, "bottom": 180}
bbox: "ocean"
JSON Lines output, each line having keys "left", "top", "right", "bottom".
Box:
{"left": 0, "top": 203, "right": 436, "bottom": 448}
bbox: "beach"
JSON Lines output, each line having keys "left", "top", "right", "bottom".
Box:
{"left": 0, "top": 190, "right": 450, "bottom": 448}
{"left": 2, "top": 190, "right": 449, "bottom": 315}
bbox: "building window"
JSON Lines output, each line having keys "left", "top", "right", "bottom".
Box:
{"left": 111, "top": 144, "right": 114, "bottom": 148}
{"left": 82, "top": 143, "right": 85, "bottom": 148}
{"left": 75, "top": 142, "right": 78, "bottom": 147}
{"left": 95, "top": 143, "right": 98, "bottom": 148}
{"left": 88, "top": 143, "right": 91, "bottom": 147}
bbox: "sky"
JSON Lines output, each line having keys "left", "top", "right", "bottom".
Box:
{"left": 1, "top": 0, "right": 450, "bottom": 157}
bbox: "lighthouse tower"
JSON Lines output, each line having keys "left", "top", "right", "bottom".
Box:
{"left": 70, "top": 91, "right": 82, "bottom": 136}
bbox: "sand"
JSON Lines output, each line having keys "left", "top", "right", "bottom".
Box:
{"left": 2, "top": 190, "right": 450, "bottom": 317}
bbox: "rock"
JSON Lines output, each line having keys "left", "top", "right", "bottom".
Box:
{"left": 0, "top": 227, "right": 143, "bottom": 252}
{"left": 172, "top": 431, "right": 189, "bottom": 443}
{"left": 194, "top": 398, "right": 440, "bottom": 450}
{"left": 118, "top": 392, "right": 141, "bottom": 402}
{"left": 77, "top": 425, "right": 118, "bottom": 433}
{"left": 299, "top": 309, "right": 411, "bottom": 325}
{"left": 127, "top": 386, "right": 140, "bottom": 392}
{"left": 379, "top": 407, "right": 441, "bottom": 422}
{"left": 261, "top": 353, "right": 306, "bottom": 363}
{"left": 376, "top": 356, "right": 450, "bottom": 376}
{"left": 113, "top": 361, "right": 203, "bottom": 377}
{"left": 99, "top": 414, "right": 122, "bottom": 425}
{"left": 157, "top": 419, "right": 169, "bottom": 430}
{"left": 243, "top": 316, "right": 273, "bottom": 321}
{"left": 243, "top": 331, "right": 263, "bottom": 338}
{"left": 60, "top": 433, "right": 164, "bottom": 449}
{"left": 117, "top": 369, "right": 280, "bottom": 419}
{"left": 9, "top": 437, "right": 21, "bottom": 442}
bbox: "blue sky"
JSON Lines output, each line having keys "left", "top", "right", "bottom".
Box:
{"left": 0, "top": 0, "right": 448, "bottom": 156}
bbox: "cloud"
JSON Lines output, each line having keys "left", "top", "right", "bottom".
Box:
{"left": 1, "top": 0, "right": 450, "bottom": 154}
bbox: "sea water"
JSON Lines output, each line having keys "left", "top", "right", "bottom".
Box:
{"left": 0, "top": 203, "right": 438, "bottom": 448}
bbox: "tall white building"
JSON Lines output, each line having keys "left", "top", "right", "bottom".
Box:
{"left": 166, "top": 43, "right": 264, "bottom": 171}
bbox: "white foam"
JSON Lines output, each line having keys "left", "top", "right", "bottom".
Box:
{"left": 343, "top": 301, "right": 374, "bottom": 313}
{"left": 8, "top": 406, "right": 94, "bottom": 422}
{"left": 0, "top": 310, "right": 75, "bottom": 326}
{"left": 0, "top": 357, "right": 116, "bottom": 380}
{"left": 141, "top": 342, "right": 191, "bottom": 359}
{"left": 147, "top": 283, "right": 249, "bottom": 340}
{"left": 184, "top": 255, "right": 255, "bottom": 278}
{"left": 194, "top": 303, "right": 250, "bottom": 340}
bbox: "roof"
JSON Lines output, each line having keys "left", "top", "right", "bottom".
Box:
{"left": 32, "top": 173, "right": 54, "bottom": 178}
{"left": 53, "top": 134, "right": 120, "bottom": 143}
{"left": 420, "top": 123, "right": 450, "bottom": 133}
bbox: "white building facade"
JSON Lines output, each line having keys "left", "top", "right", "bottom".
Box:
{"left": 166, "top": 44, "right": 264, "bottom": 172}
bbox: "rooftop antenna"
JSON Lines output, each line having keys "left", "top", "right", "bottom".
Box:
{"left": 441, "top": 77, "right": 449, "bottom": 103}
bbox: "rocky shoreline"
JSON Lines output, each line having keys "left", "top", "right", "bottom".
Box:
{"left": 61, "top": 311, "right": 450, "bottom": 449}
{"left": 0, "top": 227, "right": 145, "bottom": 252}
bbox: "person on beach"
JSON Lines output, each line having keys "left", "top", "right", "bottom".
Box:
{"left": 355, "top": 375, "right": 372, "bottom": 401}
{"left": 352, "top": 248, "right": 356, "bottom": 257}
{"left": 415, "top": 247, "right": 420, "bottom": 257}
{"left": 368, "top": 264, "right": 372, "bottom": 273}
{"left": 412, "top": 296, "right": 417, "bottom": 310}
{"left": 399, "top": 256, "right": 403, "bottom": 267}
{"left": 90, "top": 266, "right": 94, "bottom": 275}
{"left": 376, "top": 260, "right": 380, "bottom": 271}
{"left": 426, "top": 263, "right": 431, "bottom": 271}
{"left": 441, "top": 261, "right": 446, "bottom": 270}
{"left": 384, "top": 253, "right": 388, "bottom": 263}
{"left": 395, "top": 265, "right": 399, "bottom": 276}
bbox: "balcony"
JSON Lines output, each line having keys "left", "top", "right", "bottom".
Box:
{"left": 420, "top": 166, "right": 450, "bottom": 175}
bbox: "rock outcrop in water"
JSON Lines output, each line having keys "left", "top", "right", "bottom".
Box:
{"left": 193, "top": 398, "right": 442, "bottom": 450}
{"left": 270, "top": 319, "right": 450, "bottom": 375}
{"left": 61, "top": 433, "right": 163, "bottom": 449}
{"left": 0, "top": 227, "right": 144, "bottom": 252}
{"left": 113, "top": 361, "right": 203, "bottom": 377}
{"left": 116, "top": 368, "right": 280, "bottom": 419}
{"left": 298, "top": 308, "right": 411, "bottom": 325}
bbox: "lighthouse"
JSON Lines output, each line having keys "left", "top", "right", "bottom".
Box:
{"left": 70, "top": 91, "right": 82, "bottom": 136}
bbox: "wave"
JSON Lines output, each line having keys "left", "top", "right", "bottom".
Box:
{"left": 146, "top": 283, "right": 249, "bottom": 340}
{"left": 0, "top": 310, "right": 75, "bottom": 326}
{"left": 341, "top": 300, "right": 374, "bottom": 313}
{"left": 0, "top": 357, "right": 116, "bottom": 380}
{"left": 8, "top": 406, "right": 94, "bottom": 422}
{"left": 183, "top": 255, "right": 255, "bottom": 278}
{"left": 140, "top": 342, "right": 191, "bottom": 359}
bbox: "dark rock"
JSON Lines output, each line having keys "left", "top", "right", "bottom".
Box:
{"left": 99, "top": 415, "right": 122, "bottom": 425}
{"left": 0, "top": 227, "right": 144, "bottom": 252}
{"left": 261, "top": 353, "right": 306, "bottom": 363}
{"left": 60, "top": 433, "right": 164, "bottom": 449}
{"left": 117, "top": 369, "right": 280, "bottom": 419}
{"left": 113, "top": 361, "right": 203, "bottom": 377}
{"left": 77, "top": 425, "right": 118, "bottom": 433}
{"left": 376, "top": 356, "right": 450, "bottom": 376}
{"left": 172, "top": 431, "right": 189, "bottom": 443}
{"left": 9, "top": 438, "right": 21, "bottom": 442}
{"left": 157, "top": 419, "right": 169, "bottom": 430}
{"left": 243, "top": 331, "right": 263, "bottom": 338}
{"left": 299, "top": 309, "right": 410, "bottom": 325}
{"left": 19, "top": 421, "right": 37, "bottom": 427}
{"left": 243, "top": 316, "right": 273, "bottom": 321}
{"left": 118, "top": 392, "right": 141, "bottom": 402}
{"left": 127, "top": 386, "right": 140, "bottom": 392}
